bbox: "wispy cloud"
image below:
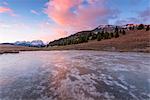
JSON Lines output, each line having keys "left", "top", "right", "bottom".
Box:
{"left": 30, "top": 10, "right": 39, "bottom": 15}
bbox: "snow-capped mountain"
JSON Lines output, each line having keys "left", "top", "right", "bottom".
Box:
{"left": 14, "top": 40, "right": 45, "bottom": 47}
{"left": 31, "top": 40, "right": 44, "bottom": 47}
{"left": 97, "top": 25, "right": 116, "bottom": 29}
{"left": 93, "top": 25, "right": 117, "bottom": 33}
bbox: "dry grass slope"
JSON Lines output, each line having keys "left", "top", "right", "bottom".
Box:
{"left": 47, "top": 30, "right": 150, "bottom": 52}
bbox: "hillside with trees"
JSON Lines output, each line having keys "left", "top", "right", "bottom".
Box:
{"left": 47, "top": 24, "right": 150, "bottom": 52}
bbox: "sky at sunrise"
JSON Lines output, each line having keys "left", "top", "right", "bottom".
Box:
{"left": 0, "top": 0, "right": 150, "bottom": 43}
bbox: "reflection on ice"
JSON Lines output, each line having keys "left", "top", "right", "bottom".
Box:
{"left": 0, "top": 51, "right": 150, "bottom": 100}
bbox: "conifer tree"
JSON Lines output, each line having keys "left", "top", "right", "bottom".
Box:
{"left": 97, "top": 32, "right": 102, "bottom": 41}
{"left": 115, "top": 31, "right": 119, "bottom": 38}
{"left": 110, "top": 33, "right": 114, "bottom": 38}
{"left": 115, "top": 26, "right": 119, "bottom": 38}
{"left": 122, "top": 30, "right": 126, "bottom": 35}
{"left": 146, "top": 25, "right": 150, "bottom": 31}
{"left": 137, "top": 24, "right": 144, "bottom": 30}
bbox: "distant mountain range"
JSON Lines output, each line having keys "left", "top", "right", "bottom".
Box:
{"left": 0, "top": 40, "right": 45, "bottom": 47}
{"left": 14, "top": 40, "right": 45, "bottom": 47}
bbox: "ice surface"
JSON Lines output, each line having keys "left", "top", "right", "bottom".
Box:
{"left": 0, "top": 51, "right": 150, "bottom": 100}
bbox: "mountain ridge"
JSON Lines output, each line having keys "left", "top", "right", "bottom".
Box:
{"left": 47, "top": 24, "right": 149, "bottom": 47}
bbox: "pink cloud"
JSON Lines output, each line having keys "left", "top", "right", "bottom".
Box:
{"left": 43, "top": 0, "right": 119, "bottom": 41}
{"left": 0, "top": 6, "right": 18, "bottom": 17}
{"left": 0, "top": 6, "right": 12, "bottom": 13}
{"left": 45, "top": 0, "right": 118, "bottom": 31}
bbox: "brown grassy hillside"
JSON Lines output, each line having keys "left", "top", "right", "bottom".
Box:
{"left": 47, "top": 30, "right": 150, "bottom": 52}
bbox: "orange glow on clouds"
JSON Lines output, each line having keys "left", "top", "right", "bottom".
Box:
{"left": 45, "top": 0, "right": 113, "bottom": 30}
{"left": 0, "top": 6, "right": 11, "bottom": 13}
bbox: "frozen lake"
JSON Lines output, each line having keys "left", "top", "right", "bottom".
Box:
{"left": 0, "top": 51, "right": 150, "bottom": 100}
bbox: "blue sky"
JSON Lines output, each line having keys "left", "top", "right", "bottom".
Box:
{"left": 0, "top": 0, "right": 149, "bottom": 43}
